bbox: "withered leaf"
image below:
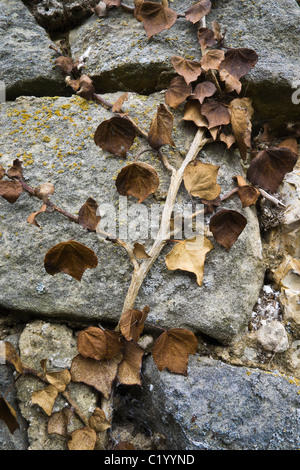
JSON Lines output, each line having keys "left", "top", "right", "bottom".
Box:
{"left": 6, "top": 159, "right": 23, "bottom": 179}
{"left": 208, "top": 126, "right": 220, "bottom": 141}
{"left": 27, "top": 204, "right": 47, "bottom": 229}
{"left": 78, "top": 197, "right": 101, "bottom": 232}
{"left": 47, "top": 407, "right": 72, "bottom": 438}
{"left": 68, "top": 427, "right": 97, "bottom": 451}
{"left": 234, "top": 175, "right": 260, "bottom": 207}
{"left": 171, "top": 56, "right": 202, "bottom": 85}
{"left": 219, "top": 48, "right": 258, "bottom": 80}
{"left": 165, "top": 75, "right": 192, "bottom": 109}
{"left": 112, "top": 92, "right": 129, "bottom": 113}
{"left": 219, "top": 69, "right": 242, "bottom": 94}
{"left": 0, "top": 180, "right": 23, "bottom": 203}
{"left": 117, "top": 341, "right": 144, "bottom": 386}
{"left": 152, "top": 328, "right": 198, "bottom": 375}
{"left": 0, "top": 165, "right": 5, "bottom": 180}
{"left": 0, "top": 341, "right": 23, "bottom": 374}
{"left": 209, "top": 209, "right": 247, "bottom": 250}
{"left": 31, "top": 385, "right": 59, "bottom": 416}
{"left": 103, "top": 330, "right": 124, "bottom": 360}
{"left": 200, "top": 49, "right": 225, "bottom": 72}
{"left": 185, "top": 0, "right": 211, "bottom": 24}
{"left": 278, "top": 137, "right": 298, "bottom": 155}
{"left": 182, "top": 100, "right": 208, "bottom": 128}
{"left": 137, "top": 2, "right": 177, "bottom": 38}
{"left": 165, "top": 236, "right": 213, "bottom": 286}
{"left": 77, "top": 326, "right": 107, "bottom": 361}
{"left": 0, "top": 397, "right": 19, "bottom": 434}
{"left": 94, "top": 1, "right": 107, "bottom": 17}
{"left": 183, "top": 160, "right": 221, "bottom": 200}
{"left": 55, "top": 56, "right": 75, "bottom": 75}
{"left": 193, "top": 81, "right": 217, "bottom": 104}
{"left": 46, "top": 370, "right": 71, "bottom": 393}
{"left": 89, "top": 408, "right": 111, "bottom": 432}
{"left": 148, "top": 104, "right": 175, "bottom": 150}
{"left": 246, "top": 147, "right": 298, "bottom": 193}
{"left": 94, "top": 116, "right": 136, "bottom": 157}
{"left": 70, "top": 354, "right": 122, "bottom": 399}
{"left": 119, "top": 306, "right": 150, "bottom": 342}
{"left": 198, "top": 27, "right": 216, "bottom": 49}
{"left": 212, "top": 20, "right": 225, "bottom": 46}
{"left": 201, "top": 100, "right": 230, "bottom": 129}
{"left": 35, "top": 183, "right": 55, "bottom": 202}
{"left": 76, "top": 75, "right": 95, "bottom": 101}
{"left": 133, "top": 242, "right": 151, "bottom": 260}
{"left": 44, "top": 240, "right": 98, "bottom": 281}
{"left": 115, "top": 162, "right": 159, "bottom": 203}
{"left": 220, "top": 132, "right": 236, "bottom": 149}
{"left": 113, "top": 442, "right": 136, "bottom": 450}
{"left": 229, "top": 97, "right": 254, "bottom": 160}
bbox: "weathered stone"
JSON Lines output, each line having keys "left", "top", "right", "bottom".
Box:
{"left": 0, "top": 92, "right": 264, "bottom": 343}
{"left": 256, "top": 320, "right": 289, "bottom": 353}
{"left": 0, "top": 0, "right": 67, "bottom": 100}
{"left": 69, "top": 0, "right": 300, "bottom": 130}
{"left": 132, "top": 355, "right": 300, "bottom": 450}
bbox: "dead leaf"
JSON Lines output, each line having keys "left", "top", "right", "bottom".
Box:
{"left": 76, "top": 75, "right": 95, "bottom": 101}
{"left": 78, "top": 197, "right": 101, "bottom": 232}
{"left": 278, "top": 137, "right": 298, "bottom": 155}
{"left": 6, "top": 159, "right": 23, "bottom": 179}
{"left": 185, "top": 0, "right": 211, "bottom": 24}
{"left": 55, "top": 56, "right": 75, "bottom": 75}
{"left": 70, "top": 354, "right": 122, "bottom": 399}
{"left": 208, "top": 126, "right": 220, "bottom": 140}
{"left": 89, "top": 408, "right": 111, "bottom": 432}
{"left": 183, "top": 160, "right": 221, "bottom": 200}
{"left": 137, "top": 2, "right": 177, "bottom": 38}
{"left": 209, "top": 209, "right": 247, "bottom": 250}
{"left": 94, "top": 116, "right": 136, "bottom": 157}
{"left": 115, "top": 161, "right": 160, "bottom": 203}
{"left": 246, "top": 147, "right": 298, "bottom": 193}
{"left": 171, "top": 56, "right": 202, "bottom": 85}
{"left": 44, "top": 240, "right": 98, "bottom": 281}
{"left": 119, "top": 306, "right": 149, "bottom": 342}
{"left": 201, "top": 100, "right": 231, "bottom": 128}
{"left": 198, "top": 27, "right": 216, "bottom": 49}
{"left": 212, "top": 20, "right": 225, "bottom": 46}
{"left": 148, "top": 104, "right": 175, "bottom": 149}
{"left": 219, "top": 48, "right": 258, "bottom": 80}
{"left": 47, "top": 407, "right": 72, "bottom": 437}
{"left": 46, "top": 370, "right": 71, "bottom": 393}
{"left": 165, "top": 75, "right": 192, "bottom": 109}
{"left": 165, "top": 236, "right": 213, "bottom": 286}
{"left": 112, "top": 92, "right": 129, "bottom": 113}
{"left": 117, "top": 341, "right": 144, "bottom": 386}
{"left": 94, "top": 1, "right": 107, "bottom": 17}
{"left": 0, "top": 397, "right": 19, "bottom": 434}
{"left": 229, "top": 97, "right": 254, "bottom": 160}
{"left": 193, "top": 81, "right": 217, "bottom": 104}
{"left": 0, "top": 165, "right": 5, "bottom": 180}
{"left": 31, "top": 385, "right": 59, "bottom": 416}
{"left": 27, "top": 204, "right": 47, "bottom": 228}
{"left": 77, "top": 327, "right": 107, "bottom": 361}
{"left": 133, "top": 242, "right": 151, "bottom": 260}
{"left": 0, "top": 342, "right": 23, "bottom": 374}
{"left": 34, "top": 183, "right": 55, "bottom": 202}
{"left": 103, "top": 330, "right": 124, "bottom": 360}
{"left": 0, "top": 180, "right": 23, "bottom": 203}
{"left": 113, "top": 442, "right": 136, "bottom": 450}
{"left": 233, "top": 175, "right": 260, "bottom": 207}
{"left": 220, "top": 132, "right": 235, "bottom": 149}
{"left": 152, "top": 328, "right": 198, "bottom": 375}
{"left": 200, "top": 49, "right": 225, "bottom": 72}
{"left": 182, "top": 99, "right": 208, "bottom": 127}
{"left": 68, "top": 427, "right": 97, "bottom": 451}
{"left": 219, "top": 69, "right": 242, "bottom": 94}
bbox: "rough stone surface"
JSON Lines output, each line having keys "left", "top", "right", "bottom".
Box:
{"left": 256, "top": 320, "right": 289, "bottom": 353}
{"left": 69, "top": 0, "right": 300, "bottom": 129}
{"left": 0, "top": 0, "right": 67, "bottom": 100}
{"left": 134, "top": 355, "right": 300, "bottom": 450}
{"left": 0, "top": 92, "right": 264, "bottom": 343}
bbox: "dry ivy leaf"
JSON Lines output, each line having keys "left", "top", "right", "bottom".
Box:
{"left": 246, "top": 147, "right": 298, "bottom": 193}
{"left": 183, "top": 160, "right": 221, "bottom": 200}
{"left": 31, "top": 385, "right": 59, "bottom": 417}
{"left": 220, "top": 132, "right": 235, "bottom": 149}
{"left": 0, "top": 164, "right": 5, "bottom": 180}
{"left": 133, "top": 242, "right": 151, "bottom": 260}
{"left": 198, "top": 27, "right": 216, "bottom": 49}
{"left": 229, "top": 97, "right": 254, "bottom": 160}
{"left": 165, "top": 236, "right": 213, "bottom": 286}
{"left": 89, "top": 408, "right": 111, "bottom": 432}
{"left": 55, "top": 56, "right": 75, "bottom": 75}
{"left": 94, "top": 1, "right": 107, "bottom": 17}
{"left": 182, "top": 100, "right": 208, "bottom": 128}
{"left": 201, "top": 100, "right": 230, "bottom": 129}
{"left": 35, "top": 183, "right": 55, "bottom": 202}
{"left": 77, "top": 326, "right": 107, "bottom": 361}
{"left": 116, "top": 162, "right": 159, "bottom": 203}
{"left": 78, "top": 197, "right": 101, "bottom": 232}
{"left": 113, "top": 442, "right": 136, "bottom": 450}
{"left": 185, "top": 0, "right": 211, "bottom": 24}
{"left": 237, "top": 185, "right": 260, "bottom": 207}
{"left": 0, "top": 342, "right": 23, "bottom": 375}
{"left": 6, "top": 159, "right": 23, "bottom": 179}
{"left": 48, "top": 408, "right": 72, "bottom": 438}
{"left": 219, "top": 48, "right": 258, "bottom": 80}
{"left": 117, "top": 341, "right": 144, "bottom": 386}
{"left": 200, "top": 49, "right": 225, "bottom": 72}
{"left": 46, "top": 370, "right": 71, "bottom": 393}
{"left": 209, "top": 209, "right": 247, "bottom": 250}
{"left": 278, "top": 137, "right": 298, "bottom": 155}
{"left": 219, "top": 69, "right": 242, "bottom": 94}
{"left": 165, "top": 76, "right": 192, "bottom": 109}
{"left": 65, "top": 77, "right": 80, "bottom": 92}
{"left": 103, "top": 330, "right": 123, "bottom": 360}
{"left": 68, "top": 427, "right": 97, "bottom": 451}
{"left": 76, "top": 75, "right": 95, "bottom": 101}
{"left": 119, "top": 306, "right": 150, "bottom": 342}
{"left": 94, "top": 116, "right": 136, "bottom": 157}
{"left": 199, "top": 195, "right": 221, "bottom": 213}
{"left": 112, "top": 92, "right": 129, "bottom": 113}
{"left": 44, "top": 240, "right": 98, "bottom": 281}
{"left": 0, "top": 180, "right": 23, "bottom": 203}
{"left": 0, "top": 397, "right": 19, "bottom": 434}
{"left": 208, "top": 126, "right": 219, "bottom": 140}
{"left": 148, "top": 104, "right": 175, "bottom": 150}
{"left": 171, "top": 56, "right": 202, "bottom": 85}
{"left": 27, "top": 204, "right": 47, "bottom": 228}
{"left": 212, "top": 20, "right": 225, "bottom": 46}
{"left": 193, "top": 81, "right": 217, "bottom": 104}
{"left": 137, "top": 2, "right": 177, "bottom": 38}
{"left": 70, "top": 354, "right": 122, "bottom": 399}
{"left": 152, "top": 328, "right": 198, "bottom": 375}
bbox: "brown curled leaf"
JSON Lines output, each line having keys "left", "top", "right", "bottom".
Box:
{"left": 171, "top": 56, "right": 202, "bottom": 85}
{"left": 183, "top": 160, "right": 221, "bottom": 201}
{"left": 137, "top": 1, "right": 177, "bottom": 38}
{"left": 0, "top": 180, "right": 23, "bottom": 203}
{"left": 209, "top": 208, "right": 247, "bottom": 250}
{"left": 115, "top": 161, "right": 160, "bottom": 203}
{"left": 0, "top": 397, "right": 19, "bottom": 434}
{"left": 94, "top": 116, "right": 136, "bottom": 158}
{"left": 148, "top": 104, "right": 175, "bottom": 150}
{"left": 185, "top": 0, "right": 211, "bottom": 24}
{"left": 78, "top": 197, "right": 101, "bottom": 232}
{"left": 165, "top": 75, "right": 192, "bottom": 109}
{"left": 27, "top": 204, "right": 47, "bottom": 228}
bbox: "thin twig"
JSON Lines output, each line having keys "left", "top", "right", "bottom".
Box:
{"left": 258, "top": 188, "right": 286, "bottom": 208}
